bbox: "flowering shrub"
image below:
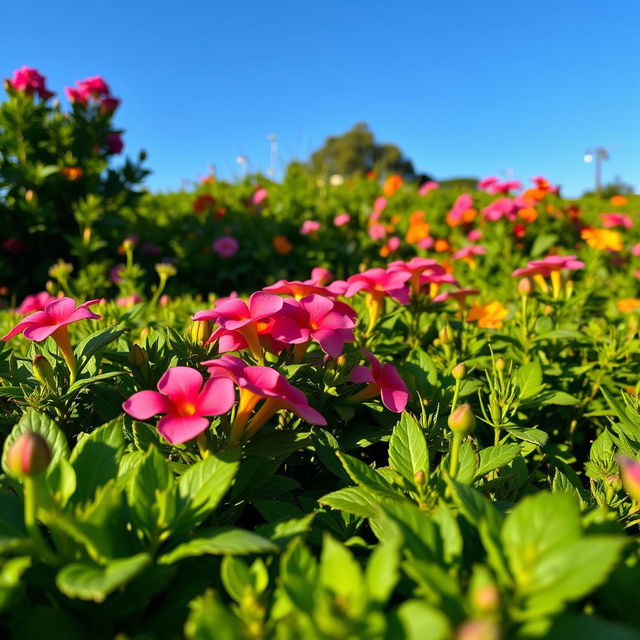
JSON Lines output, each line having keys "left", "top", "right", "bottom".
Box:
{"left": 2, "top": 66, "right": 640, "bottom": 640}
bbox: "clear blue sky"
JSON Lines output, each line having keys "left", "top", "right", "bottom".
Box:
{"left": 4, "top": 0, "right": 639, "bottom": 196}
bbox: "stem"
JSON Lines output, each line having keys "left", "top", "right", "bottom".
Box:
{"left": 449, "top": 433, "right": 463, "bottom": 477}
{"left": 149, "top": 274, "right": 168, "bottom": 307}
{"left": 494, "top": 427, "right": 501, "bottom": 446}
{"left": 24, "top": 477, "right": 56, "bottom": 563}
{"left": 451, "top": 378, "right": 461, "bottom": 413}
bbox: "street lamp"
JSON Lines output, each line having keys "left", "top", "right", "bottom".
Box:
{"left": 236, "top": 155, "right": 248, "bottom": 180}
{"left": 583, "top": 147, "right": 609, "bottom": 193}
{"left": 267, "top": 134, "right": 278, "bottom": 179}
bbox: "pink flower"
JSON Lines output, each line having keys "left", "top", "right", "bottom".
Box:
{"left": 106, "top": 132, "right": 123, "bottom": 154}
{"left": 334, "top": 213, "right": 351, "bottom": 227}
{"left": 467, "top": 230, "right": 482, "bottom": 242}
{"left": 601, "top": 213, "right": 632, "bottom": 229}
{"left": 631, "top": 244, "right": 640, "bottom": 257}
{"left": 418, "top": 181, "right": 439, "bottom": 195}
{"left": 100, "top": 96, "right": 120, "bottom": 114}
{"left": 388, "top": 257, "right": 446, "bottom": 295}
{"left": 202, "top": 356, "right": 326, "bottom": 442}
{"left": 309, "top": 267, "right": 333, "bottom": 285}
{"left": 116, "top": 295, "right": 143, "bottom": 307}
{"left": 447, "top": 194, "right": 474, "bottom": 224}
{"left": 300, "top": 220, "right": 320, "bottom": 235}
{"left": 194, "top": 292, "right": 283, "bottom": 360}
{"left": 252, "top": 187, "right": 268, "bottom": 206}
{"left": 3, "top": 297, "right": 100, "bottom": 343}
{"left": 372, "top": 196, "right": 387, "bottom": 216}
{"left": 452, "top": 245, "right": 486, "bottom": 260}
{"left": 270, "top": 295, "right": 356, "bottom": 358}
{"left": 110, "top": 265, "right": 124, "bottom": 284}
{"left": 618, "top": 455, "right": 640, "bottom": 501}
{"left": 344, "top": 268, "right": 411, "bottom": 305}
{"left": 512, "top": 255, "right": 584, "bottom": 279}
{"left": 79, "top": 76, "right": 111, "bottom": 97}
{"left": 478, "top": 176, "right": 499, "bottom": 190}
{"left": 482, "top": 198, "right": 516, "bottom": 222}
{"left": 213, "top": 236, "right": 239, "bottom": 258}
{"left": 385, "top": 236, "right": 401, "bottom": 252}
{"left": 8, "top": 66, "right": 53, "bottom": 100}
{"left": 263, "top": 279, "right": 335, "bottom": 299}
{"left": 122, "top": 366, "right": 235, "bottom": 444}
{"left": 481, "top": 178, "right": 522, "bottom": 194}
{"left": 16, "top": 292, "right": 58, "bottom": 315}
{"left": 417, "top": 237, "right": 434, "bottom": 250}
{"left": 349, "top": 350, "right": 409, "bottom": 412}
{"left": 368, "top": 223, "right": 387, "bottom": 241}
{"left": 531, "top": 176, "right": 558, "bottom": 193}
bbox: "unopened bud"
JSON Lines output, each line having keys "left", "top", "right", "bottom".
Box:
{"left": 128, "top": 344, "right": 149, "bottom": 370}
{"left": 455, "top": 620, "right": 501, "bottom": 640}
{"left": 605, "top": 473, "right": 623, "bottom": 492}
{"left": 517, "top": 277, "right": 533, "bottom": 296}
{"left": 439, "top": 324, "right": 455, "bottom": 345}
{"left": 7, "top": 433, "right": 52, "bottom": 476}
{"left": 495, "top": 358, "right": 505, "bottom": 372}
{"left": 448, "top": 404, "right": 476, "bottom": 435}
{"left": 32, "top": 355, "right": 56, "bottom": 392}
{"left": 155, "top": 262, "right": 177, "bottom": 279}
{"left": 452, "top": 363, "right": 466, "bottom": 380}
{"left": 413, "top": 469, "right": 426, "bottom": 485}
{"left": 191, "top": 320, "right": 212, "bottom": 344}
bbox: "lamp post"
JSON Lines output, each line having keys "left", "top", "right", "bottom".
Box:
{"left": 583, "top": 147, "right": 609, "bottom": 193}
{"left": 267, "top": 134, "right": 277, "bottom": 179}
{"left": 236, "top": 155, "right": 248, "bottom": 181}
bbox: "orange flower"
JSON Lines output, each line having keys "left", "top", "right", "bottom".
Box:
{"left": 467, "top": 301, "right": 509, "bottom": 329}
{"left": 611, "top": 195, "right": 628, "bottom": 207}
{"left": 434, "top": 238, "right": 452, "bottom": 253}
{"left": 617, "top": 299, "right": 640, "bottom": 313}
{"left": 366, "top": 170, "right": 378, "bottom": 179}
{"left": 405, "top": 222, "right": 430, "bottom": 244}
{"left": 273, "top": 235, "right": 293, "bottom": 254}
{"left": 383, "top": 174, "right": 403, "bottom": 197}
{"left": 518, "top": 207, "right": 538, "bottom": 223}
{"left": 391, "top": 214, "right": 401, "bottom": 224}
{"left": 522, "top": 188, "right": 546, "bottom": 203}
{"left": 581, "top": 227, "right": 623, "bottom": 251}
{"left": 61, "top": 167, "right": 84, "bottom": 180}
{"left": 410, "top": 210, "right": 426, "bottom": 224}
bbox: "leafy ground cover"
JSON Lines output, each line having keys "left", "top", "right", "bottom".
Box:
{"left": 1, "top": 67, "right": 640, "bottom": 640}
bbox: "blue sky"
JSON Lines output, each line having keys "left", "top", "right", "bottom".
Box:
{"left": 4, "top": 0, "right": 639, "bottom": 196}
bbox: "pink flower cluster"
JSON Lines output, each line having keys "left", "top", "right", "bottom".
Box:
{"left": 447, "top": 194, "right": 473, "bottom": 225}
{"left": 7, "top": 66, "right": 53, "bottom": 100}
{"left": 512, "top": 255, "right": 584, "bottom": 279}
{"left": 65, "top": 76, "right": 120, "bottom": 114}
{"left": 478, "top": 176, "right": 522, "bottom": 194}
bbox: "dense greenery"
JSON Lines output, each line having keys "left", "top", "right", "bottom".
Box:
{"left": 1, "top": 68, "right": 640, "bottom": 640}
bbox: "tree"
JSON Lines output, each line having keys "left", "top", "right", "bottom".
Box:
{"left": 308, "top": 122, "right": 421, "bottom": 180}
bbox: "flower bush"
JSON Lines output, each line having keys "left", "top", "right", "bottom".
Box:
{"left": 1, "top": 65, "right": 640, "bottom": 639}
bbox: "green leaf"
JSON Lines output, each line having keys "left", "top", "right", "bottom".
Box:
{"left": 70, "top": 418, "right": 124, "bottom": 504}
{"left": 389, "top": 413, "right": 429, "bottom": 483}
{"left": 531, "top": 233, "right": 559, "bottom": 257}
{"left": 221, "top": 556, "right": 253, "bottom": 603}
{"left": 319, "top": 486, "right": 380, "bottom": 519}
{"left": 538, "top": 390, "right": 580, "bottom": 406}
{"left": 365, "top": 537, "right": 400, "bottom": 604}
{"left": 506, "top": 426, "right": 548, "bottom": 447}
{"left": 159, "top": 528, "right": 278, "bottom": 564}
{"left": 184, "top": 591, "right": 245, "bottom": 640}
{"left": 56, "top": 553, "right": 151, "bottom": 602}
{"left": 2, "top": 409, "right": 69, "bottom": 475}
{"left": 393, "top": 600, "right": 451, "bottom": 640}
{"left": 475, "top": 444, "right": 521, "bottom": 478}
{"left": 502, "top": 492, "right": 581, "bottom": 590}
{"left": 320, "top": 535, "right": 365, "bottom": 605}
{"left": 174, "top": 447, "right": 240, "bottom": 532}
{"left": 517, "top": 361, "right": 543, "bottom": 399}
{"left": 336, "top": 451, "right": 400, "bottom": 499}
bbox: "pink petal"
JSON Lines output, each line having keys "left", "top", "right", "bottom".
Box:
{"left": 197, "top": 378, "right": 236, "bottom": 415}
{"left": 2, "top": 313, "right": 46, "bottom": 340}
{"left": 243, "top": 366, "right": 282, "bottom": 396}
{"left": 289, "top": 403, "right": 327, "bottom": 426}
{"left": 44, "top": 297, "right": 77, "bottom": 323}
{"left": 350, "top": 366, "right": 374, "bottom": 384}
{"left": 123, "top": 390, "right": 172, "bottom": 420}
{"left": 23, "top": 324, "right": 59, "bottom": 342}
{"left": 270, "top": 317, "right": 309, "bottom": 344}
{"left": 157, "top": 415, "right": 210, "bottom": 444}
{"left": 157, "top": 367, "right": 203, "bottom": 402}
{"left": 248, "top": 292, "right": 284, "bottom": 319}
{"left": 312, "top": 328, "right": 349, "bottom": 358}
{"left": 380, "top": 386, "right": 409, "bottom": 413}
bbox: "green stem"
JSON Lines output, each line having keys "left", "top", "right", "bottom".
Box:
{"left": 451, "top": 378, "right": 461, "bottom": 413}
{"left": 449, "top": 433, "right": 463, "bottom": 478}
{"left": 24, "top": 477, "right": 56, "bottom": 563}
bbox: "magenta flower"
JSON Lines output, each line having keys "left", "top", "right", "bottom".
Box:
{"left": 3, "top": 297, "right": 101, "bottom": 382}
{"left": 16, "top": 291, "right": 58, "bottom": 315}
{"left": 271, "top": 295, "right": 356, "bottom": 359}
{"left": 300, "top": 220, "right": 320, "bottom": 235}
{"left": 344, "top": 268, "right": 410, "bottom": 305}
{"left": 482, "top": 198, "right": 516, "bottom": 222}
{"left": 447, "top": 193, "right": 474, "bottom": 224}
{"left": 100, "top": 96, "right": 120, "bottom": 114}
{"left": 194, "top": 292, "right": 283, "bottom": 360}
{"left": 418, "top": 181, "right": 439, "bottom": 195}
{"left": 372, "top": 196, "right": 387, "bottom": 217}
{"left": 252, "top": 187, "right": 268, "bottom": 206}
{"left": 79, "top": 76, "right": 111, "bottom": 97}
{"left": 203, "top": 356, "right": 326, "bottom": 442}
{"left": 349, "top": 350, "right": 409, "bottom": 413}
{"left": 388, "top": 257, "right": 446, "bottom": 295}
{"left": 122, "top": 367, "right": 235, "bottom": 444}
{"left": 263, "top": 279, "right": 335, "bottom": 299}
{"left": 213, "top": 236, "right": 239, "bottom": 258}
{"left": 106, "top": 132, "right": 124, "bottom": 155}
{"left": 467, "top": 229, "right": 482, "bottom": 242}
{"left": 512, "top": 255, "right": 584, "bottom": 279}
{"left": 601, "top": 213, "right": 632, "bottom": 229}
{"left": 309, "top": 267, "right": 333, "bottom": 285}
{"left": 334, "top": 213, "right": 351, "bottom": 227}
{"left": 368, "top": 223, "right": 387, "bottom": 241}
{"left": 618, "top": 455, "right": 640, "bottom": 502}
{"left": 452, "top": 245, "right": 486, "bottom": 261}
{"left": 8, "top": 66, "right": 53, "bottom": 100}
{"left": 116, "top": 295, "right": 143, "bottom": 308}
{"left": 478, "top": 176, "right": 499, "bottom": 190}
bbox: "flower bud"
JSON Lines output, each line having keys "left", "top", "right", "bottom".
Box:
{"left": 191, "top": 320, "right": 212, "bottom": 345}
{"left": 448, "top": 404, "right": 475, "bottom": 435}
{"left": 155, "top": 262, "right": 177, "bottom": 279}
{"left": 413, "top": 469, "right": 426, "bottom": 486}
{"left": 452, "top": 362, "right": 466, "bottom": 380}
{"left": 605, "top": 473, "right": 623, "bottom": 492}
{"left": 32, "top": 355, "right": 56, "bottom": 391}
{"left": 7, "top": 433, "right": 52, "bottom": 476}
{"left": 495, "top": 357, "right": 505, "bottom": 372}
{"left": 455, "top": 620, "right": 501, "bottom": 640}
{"left": 128, "top": 344, "right": 150, "bottom": 369}
{"left": 618, "top": 455, "right": 640, "bottom": 502}
{"left": 439, "top": 324, "right": 455, "bottom": 345}
{"left": 517, "top": 277, "right": 533, "bottom": 296}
